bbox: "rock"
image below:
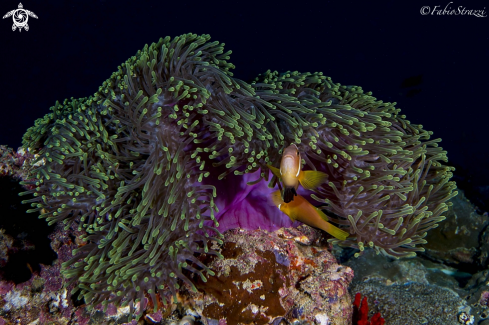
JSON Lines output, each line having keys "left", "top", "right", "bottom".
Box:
{"left": 0, "top": 229, "right": 14, "bottom": 268}
{"left": 344, "top": 249, "right": 488, "bottom": 324}
{"left": 351, "top": 280, "right": 470, "bottom": 325}
{"left": 423, "top": 190, "right": 489, "bottom": 268}
{"left": 346, "top": 249, "right": 461, "bottom": 286}
{"left": 188, "top": 227, "right": 354, "bottom": 325}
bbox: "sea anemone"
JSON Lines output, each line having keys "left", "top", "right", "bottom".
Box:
{"left": 20, "top": 33, "right": 456, "bottom": 314}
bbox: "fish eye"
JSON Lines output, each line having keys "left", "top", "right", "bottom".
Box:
{"left": 297, "top": 150, "right": 300, "bottom": 156}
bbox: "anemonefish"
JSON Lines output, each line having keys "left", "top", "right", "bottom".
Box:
{"left": 267, "top": 144, "right": 349, "bottom": 240}
{"left": 267, "top": 144, "right": 328, "bottom": 203}
{"left": 271, "top": 190, "right": 349, "bottom": 240}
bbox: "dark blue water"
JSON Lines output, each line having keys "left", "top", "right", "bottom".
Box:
{"left": 2, "top": 1, "right": 487, "bottom": 209}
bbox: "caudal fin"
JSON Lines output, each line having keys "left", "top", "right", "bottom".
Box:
{"left": 299, "top": 170, "right": 328, "bottom": 190}
{"left": 314, "top": 207, "right": 349, "bottom": 240}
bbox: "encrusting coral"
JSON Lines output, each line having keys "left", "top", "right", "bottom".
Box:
{"left": 19, "top": 33, "right": 457, "bottom": 315}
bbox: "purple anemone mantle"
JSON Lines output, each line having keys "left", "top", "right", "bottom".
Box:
{"left": 204, "top": 169, "right": 304, "bottom": 232}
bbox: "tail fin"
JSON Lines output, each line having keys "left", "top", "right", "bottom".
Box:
{"left": 314, "top": 207, "right": 349, "bottom": 240}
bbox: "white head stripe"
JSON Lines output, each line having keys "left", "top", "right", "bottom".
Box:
{"left": 295, "top": 162, "right": 301, "bottom": 177}
{"left": 278, "top": 204, "right": 282, "bottom": 210}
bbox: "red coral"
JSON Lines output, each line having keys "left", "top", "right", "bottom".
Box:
{"left": 352, "top": 293, "right": 385, "bottom": 325}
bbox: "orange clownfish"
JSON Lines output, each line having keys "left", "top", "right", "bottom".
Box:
{"left": 271, "top": 190, "right": 349, "bottom": 240}
{"left": 267, "top": 144, "right": 328, "bottom": 203}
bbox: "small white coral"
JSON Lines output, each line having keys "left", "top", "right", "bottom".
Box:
{"left": 458, "top": 312, "right": 474, "bottom": 325}
{"left": 47, "top": 288, "right": 69, "bottom": 309}
{"left": 2, "top": 290, "right": 29, "bottom": 311}
{"left": 315, "top": 312, "right": 330, "bottom": 325}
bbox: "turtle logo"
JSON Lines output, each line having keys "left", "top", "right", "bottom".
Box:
{"left": 3, "top": 3, "right": 38, "bottom": 32}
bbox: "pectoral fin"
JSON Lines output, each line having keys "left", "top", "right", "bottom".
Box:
{"left": 267, "top": 164, "right": 282, "bottom": 179}
{"left": 299, "top": 170, "right": 328, "bottom": 190}
{"left": 271, "top": 190, "right": 296, "bottom": 222}
{"left": 271, "top": 190, "right": 284, "bottom": 207}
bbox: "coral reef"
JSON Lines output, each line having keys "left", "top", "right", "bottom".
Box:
{"left": 19, "top": 32, "right": 456, "bottom": 313}
{"left": 0, "top": 224, "right": 78, "bottom": 325}
{"left": 0, "top": 146, "right": 40, "bottom": 180}
{"left": 0, "top": 222, "right": 354, "bottom": 324}
{"left": 0, "top": 173, "right": 57, "bottom": 285}
{"left": 0, "top": 221, "right": 143, "bottom": 325}
{"left": 187, "top": 227, "right": 353, "bottom": 324}
{"left": 462, "top": 269, "right": 489, "bottom": 322}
